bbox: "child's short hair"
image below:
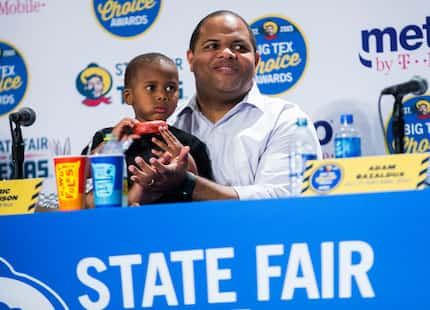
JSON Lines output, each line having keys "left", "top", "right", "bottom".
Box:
{"left": 124, "top": 52, "right": 176, "bottom": 88}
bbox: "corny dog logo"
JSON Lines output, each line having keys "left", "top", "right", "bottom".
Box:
{"left": 0, "top": 257, "right": 68, "bottom": 309}
{"left": 92, "top": 0, "right": 162, "bottom": 38}
{"left": 76, "top": 63, "right": 112, "bottom": 107}
{"left": 386, "top": 95, "right": 430, "bottom": 153}
{"left": 250, "top": 15, "right": 308, "bottom": 96}
{"left": 0, "top": 41, "right": 28, "bottom": 116}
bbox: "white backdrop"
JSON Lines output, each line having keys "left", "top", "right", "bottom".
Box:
{"left": 1, "top": 0, "right": 429, "bottom": 203}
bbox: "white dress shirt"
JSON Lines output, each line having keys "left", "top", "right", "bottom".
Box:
{"left": 168, "top": 84, "right": 322, "bottom": 199}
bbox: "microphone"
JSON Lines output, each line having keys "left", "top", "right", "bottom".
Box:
{"left": 381, "top": 76, "right": 428, "bottom": 96}
{"left": 9, "top": 107, "right": 36, "bottom": 127}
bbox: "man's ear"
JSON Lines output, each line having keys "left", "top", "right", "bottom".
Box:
{"left": 254, "top": 51, "right": 260, "bottom": 67}
{"left": 123, "top": 88, "right": 133, "bottom": 106}
{"left": 186, "top": 49, "right": 194, "bottom": 72}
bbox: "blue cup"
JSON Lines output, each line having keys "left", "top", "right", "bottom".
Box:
{"left": 90, "top": 154, "right": 124, "bottom": 207}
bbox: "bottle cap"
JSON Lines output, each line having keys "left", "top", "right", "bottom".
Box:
{"left": 340, "top": 114, "right": 353, "bottom": 124}
{"left": 296, "top": 118, "right": 308, "bottom": 127}
{"left": 103, "top": 133, "right": 114, "bottom": 142}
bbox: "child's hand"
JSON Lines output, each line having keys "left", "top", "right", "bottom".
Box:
{"left": 151, "top": 126, "right": 198, "bottom": 174}
{"left": 112, "top": 118, "right": 141, "bottom": 141}
{"left": 151, "top": 126, "right": 183, "bottom": 157}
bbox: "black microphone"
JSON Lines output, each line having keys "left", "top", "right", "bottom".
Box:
{"left": 381, "top": 76, "right": 428, "bottom": 96}
{"left": 9, "top": 107, "right": 36, "bottom": 127}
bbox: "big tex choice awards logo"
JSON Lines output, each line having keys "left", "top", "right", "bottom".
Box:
{"left": 386, "top": 95, "right": 430, "bottom": 153}
{"left": 250, "top": 15, "right": 308, "bottom": 96}
{"left": 92, "top": 0, "right": 162, "bottom": 38}
{"left": 359, "top": 16, "right": 430, "bottom": 75}
{"left": 0, "top": 40, "right": 28, "bottom": 116}
{"left": 76, "top": 63, "right": 112, "bottom": 107}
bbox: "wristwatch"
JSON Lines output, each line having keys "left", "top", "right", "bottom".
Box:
{"left": 180, "top": 172, "right": 196, "bottom": 200}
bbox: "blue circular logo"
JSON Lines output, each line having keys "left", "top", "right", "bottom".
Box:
{"left": 250, "top": 15, "right": 308, "bottom": 96}
{"left": 386, "top": 95, "right": 430, "bottom": 154}
{"left": 0, "top": 41, "right": 28, "bottom": 116}
{"left": 92, "top": 0, "right": 162, "bottom": 38}
{"left": 310, "top": 163, "right": 342, "bottom": 193}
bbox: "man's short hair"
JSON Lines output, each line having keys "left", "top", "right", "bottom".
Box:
{"left": 124, "top": 52, "right": 176, "bottom": 88}
{"left": 189, "top": 10, "right": 257, "bottom": 53}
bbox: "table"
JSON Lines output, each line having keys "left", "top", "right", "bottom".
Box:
{"left": 0, "top": 189, "right": 429, "bottom": 309}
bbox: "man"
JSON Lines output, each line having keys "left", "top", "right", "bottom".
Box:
{"left": 129, "top": 10, "right": 321, "bottom": 201}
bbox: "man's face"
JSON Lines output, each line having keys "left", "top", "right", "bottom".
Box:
{"left": 187, "top": 14, "right": 259, "bottom": 101}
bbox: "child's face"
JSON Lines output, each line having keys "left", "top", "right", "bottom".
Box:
{"left": 125, "top": 61, "right": 179, "bottom": 122}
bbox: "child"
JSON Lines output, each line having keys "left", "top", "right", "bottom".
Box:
{"left": 84, "top": 53, "right": 213, "bottom": 205}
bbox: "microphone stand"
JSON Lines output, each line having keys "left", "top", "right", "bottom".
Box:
{"left": 9, "top": 117, "right": 25, "bottom": 179}
{"left": 391, "top": 93, "right": 405, "bottom": 154}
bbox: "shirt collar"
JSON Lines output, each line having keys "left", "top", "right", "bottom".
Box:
{"left": 177, "top": 83, "right": 265, "bottom": 117}
{"left": 238, "top": 83, "right": 266, "bottom": 111}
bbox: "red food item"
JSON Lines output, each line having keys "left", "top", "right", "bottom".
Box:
{"left": 133, "top": 120, "right": 167, "bottom": 135}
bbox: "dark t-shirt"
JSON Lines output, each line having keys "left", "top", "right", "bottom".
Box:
{"left": 82, "top": 126, "right": 213, "bottom": 203}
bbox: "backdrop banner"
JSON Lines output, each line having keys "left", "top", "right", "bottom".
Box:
{"left": 1, "top": 1, "right": 429, "bottom": 204}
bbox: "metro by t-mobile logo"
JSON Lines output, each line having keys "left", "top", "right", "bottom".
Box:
{"left": 358, "top": 16, "right": 430, "bottom": 74}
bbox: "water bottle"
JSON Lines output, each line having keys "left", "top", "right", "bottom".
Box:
{"left": 334, "top": 114, "right": 362, "bottom": 158}
{"left": 101, "top": 133, "right": 129, "bottom": 205}
{"left": 100, "top": 133, "right": 123, "bottom": 154}
{"left": 92, "top": 133, "right": 128, "bottom": 207}
{"left": 287, "top": 118, "right": 318, "bottom": 196}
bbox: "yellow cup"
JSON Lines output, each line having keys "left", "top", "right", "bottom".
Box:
{"left": 53, "top": 156, "right": 88, "bottom": 211}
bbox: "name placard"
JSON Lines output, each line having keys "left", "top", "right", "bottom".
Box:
{"left": 0, "top": 178, "right": 43, "bottom": 215}
{"left": 302, "top": 153, "right": 429, "bottom": 195}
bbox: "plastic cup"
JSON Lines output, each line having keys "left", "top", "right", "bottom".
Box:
{"left": 53, "top": 155, "right": 88, "bottom": 211}
{"left": 89, "top": 154, "right": 124, "bottom": 208}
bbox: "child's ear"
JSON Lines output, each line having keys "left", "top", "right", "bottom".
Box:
{"left": 123, "top": 88, "right": 133, "bottom": 106}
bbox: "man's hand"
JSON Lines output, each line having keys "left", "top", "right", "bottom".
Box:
{"left": 129, "top": 146, "right": 190, "bottom": 195}
{"left": 128, "top": 182, "right": 162, "bottom": 206}
{"left": 128, "top": 156, "right": 159, "bottom": 189}
{"left": 148, "top": 146, "right": 190, "bottom": 192}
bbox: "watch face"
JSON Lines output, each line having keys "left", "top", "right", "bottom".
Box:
{"left": 181, "top": 172, "right": 197, "bottom": 200}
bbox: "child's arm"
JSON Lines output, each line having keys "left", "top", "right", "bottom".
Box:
{"left": 151, "top": 126, "right": 198, "bottom": 174}
{"left": 83, "top": 118, "right": 141, "bottom": 156}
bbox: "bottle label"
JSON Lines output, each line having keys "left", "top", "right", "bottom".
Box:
{"left": 287, "top": 153, "right": 317, "bottom": 177}
{"left": 334, "top": 137, "right": 361, "bottom": 158}
{"left": 303, "top": 153, "right": 317, "bottom": 162}
{"left": 287, "top": 153, "right": 317, "bottom": 196}
{"left": 90, "top": 155, "right": 124, "bottom": 207}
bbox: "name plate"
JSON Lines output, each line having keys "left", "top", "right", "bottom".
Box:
{"left": 302, "top": 153, "right": 429, "bottom": 195}
{"left": 0, "top": 178, "right": 43, "bottom": 215}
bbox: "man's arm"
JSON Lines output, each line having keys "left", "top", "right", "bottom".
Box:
{"left": 133, "top": 111, "right": 321, "bottom": 201}
{"left": 191, "top": 175, "right": 239, "bottom": 200}
{"left": 133, "top": 147, "right": 237, "bottom": 201}
{"left": 233, "top": 111, "right": 322, "bottom": 200}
